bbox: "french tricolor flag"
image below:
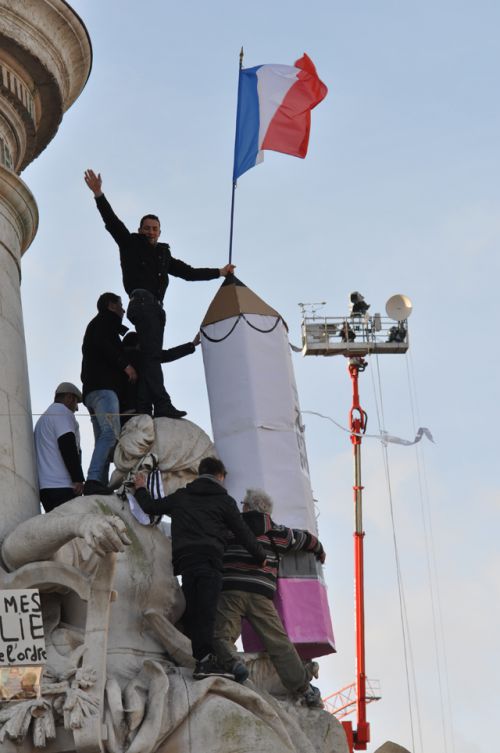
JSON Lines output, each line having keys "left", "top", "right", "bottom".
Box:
{"left": 233, "top": 53, "right": 328, "bottom": 181}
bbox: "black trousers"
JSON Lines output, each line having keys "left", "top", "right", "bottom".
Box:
{"left": 181, "top": 562, "right": 223, "bottom": 661}
{"left": 127, "top": 290, "right": 172, "bottom": 416}
{"left": 40, "top": 487, "right": 76, "bottom": 512}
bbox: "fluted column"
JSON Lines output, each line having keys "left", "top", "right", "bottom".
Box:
{"left": 0, "top": 165, "right": 39, "bottom": 542}
{"left": 0, "top": 0, "right": 91, "bottom": 547}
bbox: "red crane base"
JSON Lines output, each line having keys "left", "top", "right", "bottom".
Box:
{"left": 342, "top": 720, "right": 370, "bottom": 751}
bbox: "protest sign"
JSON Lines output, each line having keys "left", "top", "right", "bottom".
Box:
{"left": 0, "top": 589, "right": 46, "bottom": 666}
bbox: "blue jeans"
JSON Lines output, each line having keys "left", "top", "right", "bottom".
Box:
{"left": 84, "top": 389, "right": 121, "bottom": 484}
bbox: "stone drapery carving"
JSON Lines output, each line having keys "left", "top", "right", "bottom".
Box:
{"left": 110, "top": 414, "right": 216, "bottom": 496}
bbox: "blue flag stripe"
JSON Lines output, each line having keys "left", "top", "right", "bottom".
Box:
{"left": 233, "top": 65, "right": 262, "bottom": 181}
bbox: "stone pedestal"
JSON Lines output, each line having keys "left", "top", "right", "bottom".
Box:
{"left": 374, "top": 743, "right": 411, "bottom": 753}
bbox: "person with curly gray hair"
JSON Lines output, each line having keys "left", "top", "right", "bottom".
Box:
{"left": 241, "top": 487, "right": 273, "bottom": 513}
{"left": 213, "top": 487, "right": 326, "bottom": 706}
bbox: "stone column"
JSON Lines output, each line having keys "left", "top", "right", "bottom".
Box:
{"left": 0, "top": 165, "right": 39, "bottom": 540}
{"left": 0, "top": 0, "right": 92, "bottom": 546}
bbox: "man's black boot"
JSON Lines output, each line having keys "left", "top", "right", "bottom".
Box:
{"left": 83, "top": 480, "right": 114, "bottom": 496}
{"left": 155, "top": 405, "right": 187, "bottom": 419}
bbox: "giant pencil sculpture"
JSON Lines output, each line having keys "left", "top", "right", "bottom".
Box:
{"left": 201, "top": 275, "right": 335, "bottom": 658}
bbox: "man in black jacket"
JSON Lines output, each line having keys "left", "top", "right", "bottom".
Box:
{"left": 81, "top": 292, "right": 137, "bottom": 495}
{"left": 84, "top": 169, "right": 235, "bottom": 419}
{"left": 132, "top": 457, "right": 266, "bottom": 679}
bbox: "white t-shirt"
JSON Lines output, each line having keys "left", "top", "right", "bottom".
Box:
{"left": 34, "top": 402, "right": 81, "bottom": 489}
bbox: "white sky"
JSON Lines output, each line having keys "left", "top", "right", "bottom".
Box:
{"left": 18, "top": 2, "right": 500, "bottom": 752}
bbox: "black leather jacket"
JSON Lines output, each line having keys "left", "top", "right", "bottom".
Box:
{"left": 81, "top": 309, "right": 129, "bottom": 400}
{"left": 95, "top": 194, "right": 220, "bottom": 301}
{"left": 134, "top": 477, "right": 266, "bottom": 572}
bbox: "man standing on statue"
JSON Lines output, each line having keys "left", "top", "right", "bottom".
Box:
{"left": 84, "top": 169, "right": 235, "bottom": 419}
{"left": 34, "top": 382, "right": 85, "bottom": 512}
{"left": 81, "top": 292, "right": 137, "bottom": 496}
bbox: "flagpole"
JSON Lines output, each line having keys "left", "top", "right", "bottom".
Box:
{"left": 228, "top": 46, "right": 244, "bottom": 265}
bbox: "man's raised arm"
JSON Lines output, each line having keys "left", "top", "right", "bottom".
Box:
{"left": 84, "top": 168, "right": 103, "bottom": 198}
{"left": 84, "top": 169, "right": 130, "bottom": 246}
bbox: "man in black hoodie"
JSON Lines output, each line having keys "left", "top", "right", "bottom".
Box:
{"left": 132, "top": 457, "right": 266, "bottom": 679}
{"left": 81, "top": 292, "right": 137, "bottom": 495}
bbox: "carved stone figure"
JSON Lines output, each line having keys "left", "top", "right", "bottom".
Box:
{"left": 0, "top": 417, "right": 348, "bottom": 753}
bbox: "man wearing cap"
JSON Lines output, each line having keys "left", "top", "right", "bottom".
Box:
{"left": 84, "top": 169, "right": 235, "bottom": 420}
{"left": 34, "top": 383, "right": 85, "bottom": 512}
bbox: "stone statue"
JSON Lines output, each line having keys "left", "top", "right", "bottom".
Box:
{"left": 0, "top": 416, "right": 348, "bottom": 753}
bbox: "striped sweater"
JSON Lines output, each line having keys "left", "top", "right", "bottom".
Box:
{"left": 222, "top": 510, "right": 324, "bottom": 599}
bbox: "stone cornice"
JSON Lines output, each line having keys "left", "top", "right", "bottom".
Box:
{"left": 0, "top": 0, "right": 92, "bottom": 170}
{"left": 0, "top": 165, "right": 38, "bottom": 266}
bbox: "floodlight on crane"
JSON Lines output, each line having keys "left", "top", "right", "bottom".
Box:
{"left": 385, "top": 294, "right": 413, "bottom": 322}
